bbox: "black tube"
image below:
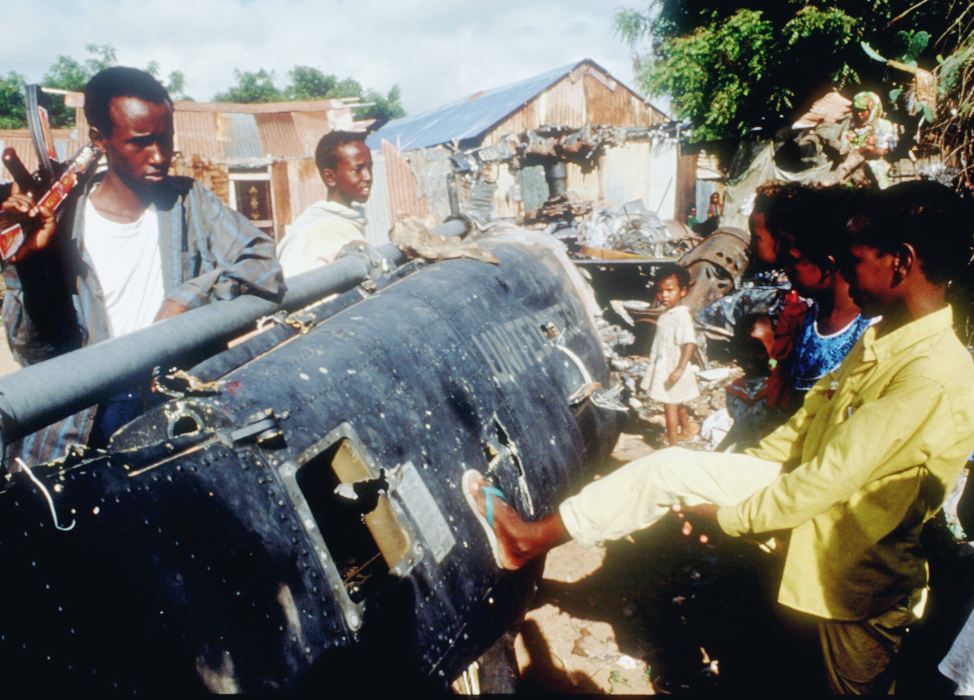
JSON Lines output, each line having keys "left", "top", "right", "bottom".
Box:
{"left": 0, "top": 243, "right": 409, "bottom": 454}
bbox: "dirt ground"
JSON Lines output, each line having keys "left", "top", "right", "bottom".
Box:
{"left": 512, "top": 433, "right": 658, "bottom": 695}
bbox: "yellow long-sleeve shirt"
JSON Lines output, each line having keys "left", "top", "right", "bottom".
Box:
{"left": 717, "top": 305, "right": 974, "bottom": 621}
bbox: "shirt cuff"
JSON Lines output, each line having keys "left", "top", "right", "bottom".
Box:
{"left": 167, "top": 284, "right": 208, "bottom": 311}
{"left": 716, "top": 505, "right": 746, "bottom": 537}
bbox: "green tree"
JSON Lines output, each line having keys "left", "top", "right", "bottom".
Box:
{"left": 0, "top": 44, "right": 190, "bottom": 129}
{"left": 361, "top": 84, "right": 407, "bottom": 124}
{"left": 284, "top": 65, "right": 406, "bottom": 123}
{"left": 616, "top": 1, "right": 968, "bottom": 141}
{"left": 144, "top": 60, "right": 189, "bottom": 101}
{"left": 218, "top": 64, "right": 406, "bottom": 124}
{"left": 214, "top": 69, "right": 283, "bottom": 103}
{"left": 0, "top": 71, "right": 27, "bottom": 129}
{"left": 285, "top": 65, "right": 338, "bottom": 101}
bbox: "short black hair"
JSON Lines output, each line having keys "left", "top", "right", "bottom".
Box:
{"left": 771, "top": 186, "right": 860, "bottom": 270}
{"left": 749, "top": 180, "right": 799, "bottom": 244}
{"left": 654, "top": 262, "right": 690, "bottom": 290}
{"left": 750, "top": 181, "right": 790, "bottom": 218}
{"left": 84, "top": 67, "right": 172, "bottom": 137}
{"left": 851, "top": 180, "right": 972, "bottom": 285}
{"left": 315, "top": 131, "right": 367, "bottom": 172}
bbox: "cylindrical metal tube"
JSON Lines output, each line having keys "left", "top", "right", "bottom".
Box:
{"left": 545, "top": 161, "right": 568, "bottom": 197}
{"left": 0, "top": 242, "right": 410, "bottom": 452}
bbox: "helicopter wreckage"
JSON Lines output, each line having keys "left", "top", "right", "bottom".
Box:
{"left": 0, "top": 221, "right": 626, "bottom": 693}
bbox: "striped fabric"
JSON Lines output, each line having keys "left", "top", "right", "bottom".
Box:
{"left": 1, "top": 173, "right": 284, "bottom": 466}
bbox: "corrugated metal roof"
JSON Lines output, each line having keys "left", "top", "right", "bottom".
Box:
{"left": 368, "top": 59, "right": 667, "bottom": 152}
{"left": 218, "top": 113, "right": 263, "bottom": 161}
{"left": 367, "top": 59, "right": 588, "bottom": 152}
{"left": 794, "top": 91, "right": 852, "bottom": 129}
{"left": 174, "top": 111, "right": 219, "bottom": 159}
{"left": 254, "top": 112, "right": 305, "bottom": 159}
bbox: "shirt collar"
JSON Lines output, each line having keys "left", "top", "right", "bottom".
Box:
{"left": 860, "top": 305, "right": 954, "bottom": 363}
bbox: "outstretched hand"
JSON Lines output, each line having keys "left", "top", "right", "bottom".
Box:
{"left": 2, "top": 183, "right": 57, "bottom": 263}
{"left": 672, "top": 503, "right": 719, "bottom": 544}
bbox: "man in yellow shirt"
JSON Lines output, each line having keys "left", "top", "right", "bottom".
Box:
{"left": 463, "top": 181, "right": 974, "bottom": 693}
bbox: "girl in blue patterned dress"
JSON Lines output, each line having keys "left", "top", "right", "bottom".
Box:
{"left": 771, "top": 187, "right": 877, "bottom": 413}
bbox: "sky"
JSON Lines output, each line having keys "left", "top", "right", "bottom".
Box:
{"left": 2, "top": 0, "right": 655, "bottom": 118}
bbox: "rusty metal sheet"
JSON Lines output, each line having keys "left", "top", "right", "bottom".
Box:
{"left": 603, "top": 140, "right": 679, "bottom": 220}
{"left": 380, "top": 139, "right": 430, "bottom": 219}
{"left": 290, "top": 111, "right": 332, "bottom": 157}
{"left": 254, "top": 112, "right": 305, "bottom": 159}
{"left": 366, "top": 60, "right": 591, "bottom": 152}
{"left": 362, "top": 150, "right": 392, "bottom": 247}
{"left": 218, "top": 113, "right": 263, "bottom": 161}
{"left": 793, "top": 91, "right": 852, "bottom": 129}
{"left": 174, "top": 111, "right": 220, "bottom": 159}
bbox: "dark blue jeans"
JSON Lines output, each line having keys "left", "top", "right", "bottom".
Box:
{"left": 89, "top": 389, "right": 144, "bottom": 449}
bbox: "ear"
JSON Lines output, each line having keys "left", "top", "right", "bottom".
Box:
{"left": 892, "top": 243, "right": 916, "bottom": 284}
{"left": 819, "top": 255, "right": 837, "bottom": 284}
{"left": 90, "top": 126, "right": 107, "bottom": 153}
{"left": 320, "top": 167, "right": 337, "bottom": 189}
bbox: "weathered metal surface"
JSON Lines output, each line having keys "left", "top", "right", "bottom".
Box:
{"left": 367, "top": 60, "right": 668, "bottom": 153}
{"left": 0, "top": 230, "right": 622, "bottom": 693}
{"left": 603, "top": 140, "right": 680, "bottom": 220}
{"left": 381, "top": 139, "right": 431, "bottom": 219}
{"left": 678, "top": 227, "right": 752, "bottom": 315}
{"left": 254, "top": 112, "right": 306, "bottom": 159}
{"left": 793, "top": 91, "right": 852, "bottom": 129}
{"left": 0, "top": 245, "right": 401, "bottom": 450}
{"left": 218, "top": 113, "right": 264, "bottom": 161}
{"left": 362, "top": 149, "right": 394, "bottom": 247}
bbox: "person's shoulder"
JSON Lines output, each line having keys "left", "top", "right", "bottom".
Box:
{"left": 902, "top": 324, "right": 974, "bottom": 391}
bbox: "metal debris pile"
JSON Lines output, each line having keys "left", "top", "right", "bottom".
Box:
{"left": 456, "top": 124, "right": 680, "bottom": 173}
{"left": 577, "top": 201, "right": 694, "bottom": 259}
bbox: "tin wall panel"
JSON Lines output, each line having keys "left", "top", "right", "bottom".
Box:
{"left": 482, "top": 102, "right": 536, "bottom": 146}
{"left": 603, "top": 140, "right": 678, "bottom": 219}
{"left": 538, "top": 73, "right": 587, "bottom": 127}
{"left": 492, "top": 165, "right": 520, "bottom": 219}
{"left": 255, "top": 112, "right": 304, "bottom": 159}
{"left": 284, "top": 158, "right": 328, "bottom": 227}
{"left": 566, "top": 161, "right": 602, "bottom": 204}
{"left": 174, "top": 112, "right": 220, "bottom": 159}
{"left": 219, "top": 113, "right": 263, "bottom": 161}
{"left": 363, "top": 150, "right": 393, "bottom": 246}
{"left": 381, "top": 139, "right": 430, "bottom": 219}
{"left": 290, "top": 112, "right": 333, "bottom": 157}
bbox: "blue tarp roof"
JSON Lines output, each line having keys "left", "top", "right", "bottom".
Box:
{"left": 366, "top": 60, "right": 594, "bottom": 152}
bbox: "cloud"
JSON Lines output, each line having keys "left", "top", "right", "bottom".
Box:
{"left": 1, "top": 0, "right": 640, "bottom": 115}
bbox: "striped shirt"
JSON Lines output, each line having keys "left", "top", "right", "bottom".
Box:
{"left": 1, "top": 173, "right": 284, "bottom": 466}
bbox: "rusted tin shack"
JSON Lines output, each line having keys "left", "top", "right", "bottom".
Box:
{"left": 364, "top": 59, "right": 693, "bottom": 234}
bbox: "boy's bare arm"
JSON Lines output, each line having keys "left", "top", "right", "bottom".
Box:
{"left": 668, "top": 343, "right": 696, "bottom": 384}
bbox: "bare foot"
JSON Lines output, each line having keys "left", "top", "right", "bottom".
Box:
{"left": 677, "top": 422, "right": 700, "bottom": 442}
{"left": 466, "top": 474, "right": 566, "bottom": 570}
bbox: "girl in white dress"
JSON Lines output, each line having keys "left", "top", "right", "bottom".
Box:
{"left": 640, "top": 264, "right": 699, "bottom": 445}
